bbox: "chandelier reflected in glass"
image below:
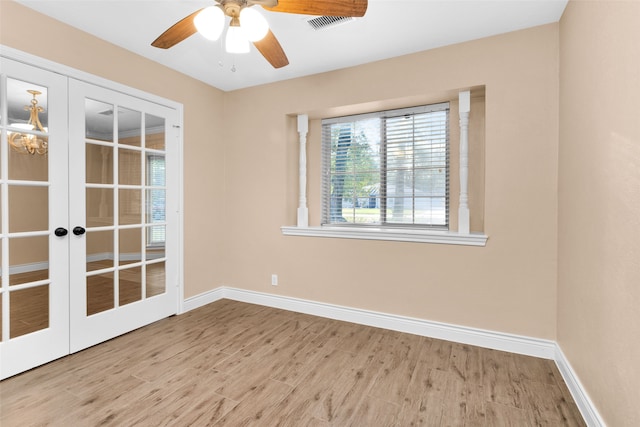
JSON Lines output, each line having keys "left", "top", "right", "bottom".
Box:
{"left": 8, "top": 89, "right": 48, "bottom": 155}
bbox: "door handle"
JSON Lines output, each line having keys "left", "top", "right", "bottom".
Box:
{"left": 54, "top": 227, "right": 68, "bottom": 237}
{"left": 73, "top": 226, "right": 86, "bottom": 236}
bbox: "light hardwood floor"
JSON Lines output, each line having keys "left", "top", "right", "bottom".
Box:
{"left": 0, "top": 299, "right": 585, "bottom": 426}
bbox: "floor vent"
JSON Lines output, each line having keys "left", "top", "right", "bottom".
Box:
{"left": 307, "top": 16, "right": 355, "bottom": 31}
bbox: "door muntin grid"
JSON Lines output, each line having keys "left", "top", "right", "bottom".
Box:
{"left": 84, "top": 101, "right": 167, "bottom": 316}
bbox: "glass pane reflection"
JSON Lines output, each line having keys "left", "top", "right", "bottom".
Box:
{"left": 86, "top": 144, "right": 113, "bottom": 184}
{"left": 9, "top": 235, "right": 49, "bottom": 286}
{"left": 119, "top": 148, "right": 141, "bottom": 185}
{"left": 86, "top": 230, "right": 114, "bottom": 272}
{"left": 146, "top": 154, "right": 165, "bottom": 186}
{"left": 8, "top": 143, "right": 49, "bottom": 181}
{"left": 87, "top": 272, "right": 114, "bottom": 316}
{"left": 118, "top": 107, "right": 141, "bottom": 147}
{"left": 145, "top": 114, "right": 165, "bottom": 150}
{"left": 10, "top": 285, "right": 49, "bottom": 338}
{"left": 119, "top": 189, "right": 141, "bottom": 225}
{"left": 9, "top": 186, "right": 48, "bottom": 233}
{"left": 146, "top": 189, "right": 165, "bottom": 224}
{"left": 86, "top": 188, "right": 114, "bottom": 227}
{"left": 146, "top": 262, "right": 165, "bottom": 298}
{"left": 7, "top": 79, "right": 48, "bottom": 129}
{"left": 119, "top": 228, "right": 141, "bottom": 265}
{"left": 146, "top": 225, "right": 165, "bottom": 258}
{"left": 85, "top": 99, "right": 113, "bottom": 142}
{"left": 119, "top": 266, "right": 142, "bottom": 306}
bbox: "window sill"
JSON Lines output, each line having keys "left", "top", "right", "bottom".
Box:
{"left": 281, "top": 226, "right": 488, "bottom": 246}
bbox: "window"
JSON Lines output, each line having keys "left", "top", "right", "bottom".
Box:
{"left": 321, "top": 103, "right": 449, "bottom": 229}
{"left": 146, "top": 154, "right": 166, "bottom": 245}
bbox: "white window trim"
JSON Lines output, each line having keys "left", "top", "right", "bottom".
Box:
{"left": 284, "top": 90, "right": 487, "bottom": 247}
{"left": 281, "top": 225, "right": 487, "bottom": 246}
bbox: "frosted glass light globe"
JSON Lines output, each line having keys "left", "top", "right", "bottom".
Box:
{"left": 225, "top": 25, "right": 250, "bottom": 53}
{"left": 194, "top": 7, "right": 225, "bottom": 41}
{"left": 240, "top": 7, "right": 269, "bottom": 42}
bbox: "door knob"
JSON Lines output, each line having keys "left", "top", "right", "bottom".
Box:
{"left": 54, "top": 227, "right": 68, "bottom": 237}
{"left": 73, "top": 226, "right": 86, "bottom": 236}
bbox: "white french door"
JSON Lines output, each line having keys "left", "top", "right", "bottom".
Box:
{"left": 0, "top": 56, "right": 180, "bottom": 378}
{"left": 0, "top": 58, "right": 70, "bottom": 379}
{"left": 68, "top": 80, "right": 179, "bottom": 353}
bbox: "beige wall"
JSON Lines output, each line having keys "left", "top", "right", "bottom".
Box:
{"left": 1, "top": 1, "right": 226, "bottom": 298}
{"left": 558, "top": 1, "right": 640, "bottom": 425}
{"left": 223, "top": 24, "right": 560, "bottom": 339}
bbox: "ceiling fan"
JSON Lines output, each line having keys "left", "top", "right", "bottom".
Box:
{"left": 151, "top": 0, "right": 368, "bottom": 69}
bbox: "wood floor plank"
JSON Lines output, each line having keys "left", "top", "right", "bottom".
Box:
{"left": 368, "top": 330, "right": 427, "bottom": 405}
{"left": 132, "top": 342, "right": 231, "bottom": 382}
{"left": 485, "top": 401, "right": 534, "bottom": 427}
{"left": 0, "top": 388, "right": 79, "bottom": 426}
{"left": 211, "top": 378, "right": 293, "bottom": 426}
{"left": 483, "top": 348, "right": 528, "bottom": 410}
{"left": 126, "top": 369, "right": 236, "bottom": 426}
{"left": 335, "top": 323, "right": 384, "bottom": 354}
{"left": 268, "top": 336, "right": 328, "bottom": 386}
{"left": 396, "top": 362, "right": 448, "bottom": 426}
{"left": 304, "top": 417, "right": 332, "bottom": 427}
{"left": 418, "top": 336, "right": 453, "bottom": 371}
{"left": 450, "top": 342, "right": 484, "bottom": 384}
{"left": 213, "top": 328, "right": 317, "bottom": 401}
{"left": 347, "top": 394, "right": 400, "bottom": 427}
{"left": 261, "top": 347, "right": 356, "bottom": 424}
{"left": 514, "top": 353, "right": 562, "bottom": 385}
{"left": 442, "top": 373, "right": 486, "bottom": 426}
{"left": 313, "top": 348, "right": 381, "bottom": 424}
{"left": 308, "top": 319, "right": 361, "bottom": 351}
{"left": 521, "top": 378, "right": 587, "bottom": 426}
{"left": 0, "top": 299, "right": 586, "bottom": 426}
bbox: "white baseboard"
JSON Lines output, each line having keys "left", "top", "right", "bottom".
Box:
{"left": 183, "top": 287, "right": 604, "bottom": 426}
{"left": 183, "top": 286, "right": 556, "bottom": 359}
{"left": 182, "top": 287, "right": 226, "bottom": 313}
{"left": 554, "top": 346, "right": 606, "bottom": 427}
{"left": 0, "top": 261, "right": 49, "bottom": 275}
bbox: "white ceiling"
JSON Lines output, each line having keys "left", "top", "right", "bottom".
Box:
{"left": 15, "top": 0, "right": 568, "bottom": 92}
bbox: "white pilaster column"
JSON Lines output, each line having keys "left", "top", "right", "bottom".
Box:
{"left": 458, "top": 91, "right": 470, "bottom": 234}
{"left": 297, "top": 114, "right": 309, "bottom": 227}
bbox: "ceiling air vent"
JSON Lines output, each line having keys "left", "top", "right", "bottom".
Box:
{"left": 307, "top": 16, "right": 355, "bottom": 31}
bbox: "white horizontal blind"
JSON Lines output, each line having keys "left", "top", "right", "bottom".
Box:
{"left": 321, "top": 103, "right": 449, "bottom": 228}
{"left": 147, "top": 154, "right": 166, "bottom": 244}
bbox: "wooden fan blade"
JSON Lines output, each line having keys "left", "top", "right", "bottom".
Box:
{"left": 253, "top": 30, "right": 289, "bottom": 68}
{"left": 263, "top": 0, "right": 367, "bottom": 17}
{"left": 151, "top": 8, "right": 204, "bottom": 49}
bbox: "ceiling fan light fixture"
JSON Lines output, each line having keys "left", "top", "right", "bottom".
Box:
{"left": 225, "top": 24, "right": 250, "bottom": 54}
{"left": 194, "top": 6, "right": 225, "bottom": 41}
{"left": 240, "top": 7, "right": 269, "bottom": 42}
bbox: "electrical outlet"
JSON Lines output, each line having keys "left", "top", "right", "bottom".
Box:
{"left": 271, "top": 274, "right": 278, "bottom": 286}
